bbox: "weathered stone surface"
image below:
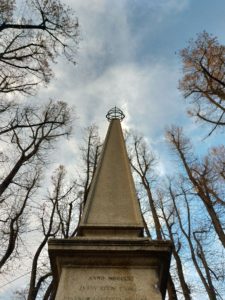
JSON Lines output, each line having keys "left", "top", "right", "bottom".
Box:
{"left": 48, "top": 117, "right": 172, "bottom": 300}
{"left": 78, "top": 119, "right": 144, "bottom": 237}
{"left": 49, "top": 238, "right": 171, "bottom": 300}
{"left": 56, "top": 267, "right": 161, "bottom": 300}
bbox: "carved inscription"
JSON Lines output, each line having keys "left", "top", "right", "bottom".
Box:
{"left": 63, "top": 275, "right": 147, "bottom": 300}
{"left": 58, "top": 268, "right": 160, "bottom": 300}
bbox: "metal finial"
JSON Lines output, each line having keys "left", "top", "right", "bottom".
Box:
{"left": 106, "top": 106, "right": 125, "bottom": 121}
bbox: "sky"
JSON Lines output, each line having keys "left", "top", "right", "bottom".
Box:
{"left": 1, "top": 0, "right": 225, "bottom": 298}
{"left": 36, "top": 0, "right": 225, "bottom": 176}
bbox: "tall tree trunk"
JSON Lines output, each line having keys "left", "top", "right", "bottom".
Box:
{"left": 167, "top": 274, "right": 178, "bottom": 300}
{"left": 168, "top": 130, "right": 225, "bottom": 248}
{"left": 160, "top": 201, "right": 191, "bottom": 299}
{"left": 170, "top": 187, "right": 217, "bottom": 299}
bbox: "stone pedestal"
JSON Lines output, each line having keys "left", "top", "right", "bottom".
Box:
{"left": 49, "top": 238, "right": 171, "bottom": 300}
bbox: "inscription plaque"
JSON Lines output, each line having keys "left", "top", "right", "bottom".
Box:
{"left": 56, "top": 267, "right": 161, "bottom": 300}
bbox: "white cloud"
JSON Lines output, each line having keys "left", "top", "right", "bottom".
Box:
{"left": 45, "top": 0, "right": 189, "bottom": 133}
{"left": 30, "top": 0, "right": 193, "bottom": 179}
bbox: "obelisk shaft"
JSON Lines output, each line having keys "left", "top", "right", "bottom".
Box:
{"left": 78, "top": 119, "right": 144, "bottom": 237}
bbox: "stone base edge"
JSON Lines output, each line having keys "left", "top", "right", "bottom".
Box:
{"left": 48, "top": 238, "right": 172, "bottom": 300}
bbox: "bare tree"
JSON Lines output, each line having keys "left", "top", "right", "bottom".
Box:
{"left": 0, "top": 100, "right": 72, "bottom": 270}
{"left": 166, "top": 126, "right": 225, "bottom": 248}
{"left": 179, "top": 32, "right": 225, "bottom": 136}
{"left": 127, "top": 133, "right": 161, "bottom": 238}
{"left": 0, "top": 1, "right": 79, "bottom": 296}
{"left": 127, "top": 132, "right": 178, "bottom": 300}
{"left": 78, "top": 125, "right": 102, "bottom": 208}
{"left": 209, "top": 145, "right": 225, "bottom": 184}
{"left": 0, "top": 168, "right": 40, "bottom": 269}
{"left": 27, "top": 165, "right": 79, "bottom": 300}
{"left": 158, "top": 188, "right": 191, "bottom": 300}
{"left": 167, "top": 182, "right": 222, "bottom": 299}
{"left": 0, "top": 0, "right": 79, "bottom": 95}
{"left": 12, "top": 126, "right": 102, "bottom": 299}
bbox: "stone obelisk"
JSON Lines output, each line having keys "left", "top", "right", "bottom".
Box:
{"left": 48, "top": 107, "right": 171, "bottom": 300}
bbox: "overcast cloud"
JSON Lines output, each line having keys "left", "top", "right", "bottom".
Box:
{"left": 35, "top": 0, "right": 225, "bottom": 174}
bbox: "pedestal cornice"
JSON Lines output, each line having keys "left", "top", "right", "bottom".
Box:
{"left": 49, "top": 238, "right": 172, "bottom": 300}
